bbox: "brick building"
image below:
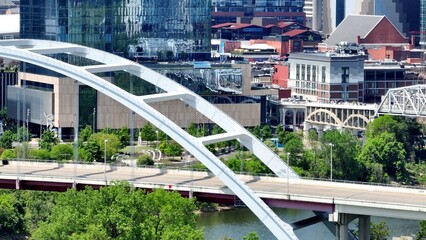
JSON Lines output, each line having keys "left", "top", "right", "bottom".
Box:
{"left": 319, "top": 15, "right": 410, "bottom": 61}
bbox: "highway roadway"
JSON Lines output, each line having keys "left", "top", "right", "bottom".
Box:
{"left": 0, "top": 161, "right": 425, "bottom": 220}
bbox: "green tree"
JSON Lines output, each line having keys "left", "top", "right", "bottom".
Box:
{"left": 0, "top": 193, "right": 25, "bottom": 235}
{"left": 264, "top": 139, "right": 277, "bottom": 153}
{"left": 366, "top": 115, "right": 407, "bottom": 141}
{"left": 78, "top": 148, "right": 92, "bottom": 162}
{"left": 358, "top": 132, "right": 407, "bottom": 183}
{"left": 163, "top": 141, "right": 183, "bottom": 157}
{"left": 15, "top": 190, "right": 57, "bottom": 232}
{"left": 320, "top": 130, "right": 363, "bottom": 181}
{"left": 250, "top": 126, "right": 262, "bottom": 139}
{"left": 141, "top": 122, "right": 157, "bottom": 142}
{"left": 284, "top": 133, "right": 304, "bottom": 159}
{"left": 50, "top": 144, "right": 74, "bottom": 161}
{"left": 79, "top": 125, "right": 93, "bottom": 143}
{"left": 16, "top": 126, "right": 32, "bottom": 142}
{"left": 0, "top": 107, "right": 12, "bottom": 130}
{"left": 84, "top": 133, "right": 121, "bottom": 162}
{"left": 31, "top": 182, "right": 203, "bottom": 240}
{"left": 245, "top": 156, "right": 273, "bottom": 175}
{"left": 365, "top": 115, "right": 417, "bottom": 160}
{"left": 307, "top": 129, "right": 318, "bottom": 142}
{"left": 278, "top": 131, "right": 299, "bottom": 146}
{"left": 261, "top": 125, "right": 272, "bottom": 140}
{"left": 0, "top": 130, "right": 16, "bottom": 149}
{"left": 417, "top": 220, "right": 426, "bottom": 240}
{"left": 188, "top": 123, "right": 197, "bottom": 136}
{"left": 275, "top": 124, "right": 284, "bottom": 137}
{"left": 114, "top": 126, "right": 130, "bottom": 149}
{"left": 370, "top": 221, "right": 389, "bottom": 240}
{"left": 161, "top": 225, "right": 204, "bottom": 240}
{"left": 82, "top": 140, "right": 101, "bottom": 162}
{"left": 39, "top": 130, "right": 59, "bottom": 151}
{"left": 243, "top": 232, "right": 259, "bottom": 240}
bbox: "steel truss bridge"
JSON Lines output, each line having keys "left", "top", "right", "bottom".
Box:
{"left": 0, "top": 39, "right": 299, "bottom": 240}
{"left": 278, "top": 84, "right": 426, "bottom": 132}
{"left": 376, "top": 84, "right": 426, "bottom": 117}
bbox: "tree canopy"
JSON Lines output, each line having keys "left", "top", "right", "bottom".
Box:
{"left": 83, "top": 133, "right": 121, "bottom": 162}
{"left": 358, "top": 132, "right": 407, "bottom": 183}
{"left": 31, "top": 182, "right": 204, "bottom": 240}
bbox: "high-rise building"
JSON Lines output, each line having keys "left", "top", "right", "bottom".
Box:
{"left": 308, "top": 0, "right": 345, "bottom": 35}
{"left": 304, "top": 0, "right": 314, "bottom": 28}
{"left": 421, "top": 0, "right": 426, "bottom": 47}
{"left": 21, "top": 0, "right": 211, "bottom": 60}
{"left": 351, "top": 0, "right": 420, "bottom": 37}
{"left": 17, "top": 0, "right": 269, "bottom": 137}
{"left": 17, "top": 0, "right": 213, "bottom": 136}
{"left": 212, "top": 0, "right": 305, "bottom": 25}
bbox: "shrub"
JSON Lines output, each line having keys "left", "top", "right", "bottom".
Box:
{"left": 50, "top": 144, "right": 73, "bottom": 161}
{"left": 137, "top": 154, "right": 154, "bottom": 166}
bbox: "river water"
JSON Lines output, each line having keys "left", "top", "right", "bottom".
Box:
{"left": 197, "top": 208, "right": 420, "bottom": 240}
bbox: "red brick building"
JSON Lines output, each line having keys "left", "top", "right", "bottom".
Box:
{"left": 272, "top": 64, "right": 290, "bottom": 88}
{"left": 319, "top": 15, "right": 411, "bottom": 61}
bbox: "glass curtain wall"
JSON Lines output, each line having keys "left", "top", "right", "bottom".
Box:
{"left": 21, "top": 0, "right": 211, "bottom": 60}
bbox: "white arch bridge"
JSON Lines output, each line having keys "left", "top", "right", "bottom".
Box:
{"left": 275, "top": 100, "right": 377, "bottom": 132}
{"left": 304, "top": 102, "right": 376, "bottom": 132}
{"left": 0, "top": 39, "right": 299, "bottom": 239}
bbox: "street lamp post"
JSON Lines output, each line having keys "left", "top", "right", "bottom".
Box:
{"left": 26, "top": 109, "right": 30, "bottom": 142}
{"left": 104, "top": 139, "right": 108, "bottom": 183}
{"left": 92, "top": 108, "right": 96, "bottom": 133}
{"left": 329, "top": 143, "right": 334, "bottom": 181}
{"left": 155, "top": 130, "right": 159, "bottom": 163}
{"left": 287, "top": 152, "right": 290, "bottom": 196}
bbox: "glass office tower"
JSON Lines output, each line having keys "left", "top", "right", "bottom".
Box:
{"left": 352, "top": 0, "right": 420, "bottom": 37}
{"left": 422, "top": 0, "right": 426, "bottom": 47}
{"left": 374, "top": 0, "right": 420, "bottom": 37}
{"left": 19, "top": 0, "right": 212, "bottom": 133}
{"left": 212, "top": 0, "right": 305, "bottom": 25}
{"left": 20, "top": 0, "right": 211, "bottom": 60}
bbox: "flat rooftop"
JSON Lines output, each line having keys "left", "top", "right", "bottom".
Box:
{"left": 0, "top": 14, "right": 19, "bottom": 34}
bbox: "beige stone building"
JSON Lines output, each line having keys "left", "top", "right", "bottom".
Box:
{"left": 9, "top": 63, "right": 276, "bottom": 139}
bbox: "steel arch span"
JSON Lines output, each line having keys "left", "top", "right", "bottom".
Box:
{"left": 305, "top": 109, "right": 343, "bottom": 127}
{"left": 0, "top": 39, "right": 299, "bottom": 239}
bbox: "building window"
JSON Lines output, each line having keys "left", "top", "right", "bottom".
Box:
{"left": 307, "top": 65, "right": 311, "bottom": 81}
{"left": 312, "top": 65, "right": 317, "bottom": 82}
{"left": 301, "top": 64, "right": 305, "bottom": 80}
{"left": 342, "top": 67, "right": 349, "bottom": 83}
{"left": 288, "top": 63, "right": 291, "bottom": 79}
{"left": 321, "top": 66, "right": 326, "bottom": 83}
{"left": 296, "top": 64, "right": 300, "bottom": 80}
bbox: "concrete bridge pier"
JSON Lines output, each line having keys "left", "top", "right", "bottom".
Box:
{"left": 303, "top": 122, "right": 310, "bottom": 139}
{"left": 317, "top": 125, "right": 324, "bottom": 139}
{"left": 357, "top": 215, "right": 371, "bottom": 240}
{"left": 329, "top": 213, "right": 370, "bottom": 240}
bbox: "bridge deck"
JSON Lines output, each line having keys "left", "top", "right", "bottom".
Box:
{"left": 1, "top": 162, "right": 425, "bottom": 221}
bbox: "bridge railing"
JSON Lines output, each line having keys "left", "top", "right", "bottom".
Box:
{"left": 302, "top": 177, "right": 426, "bottom": 190}
{"left": 5, "top": 160, "right": 426, "bottom": 190}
